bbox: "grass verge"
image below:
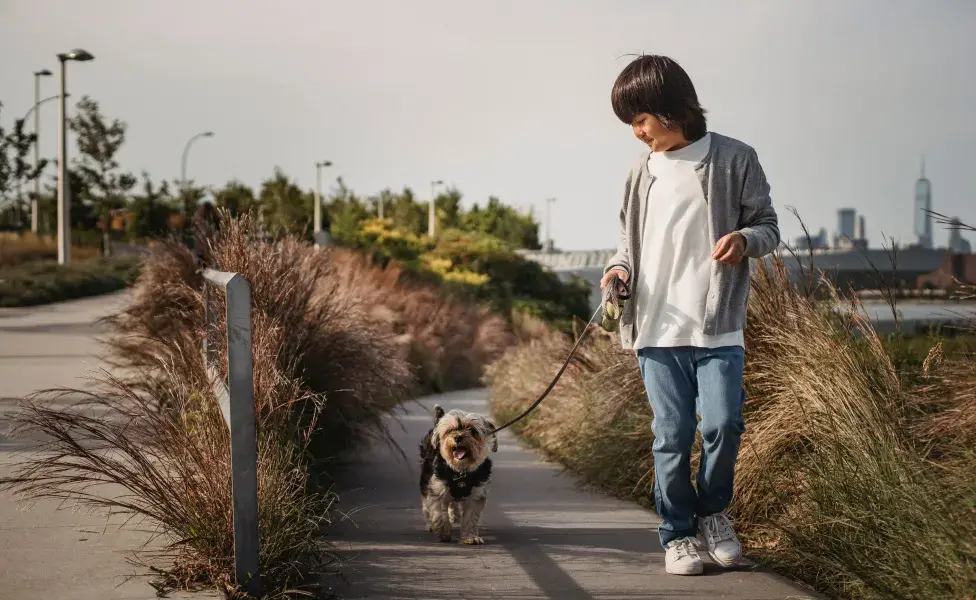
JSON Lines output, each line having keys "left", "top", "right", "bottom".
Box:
{"left": 0, "top": 257, "right": 141, "bottom": 307}
{"left": 487, "top": 257, "right": 976, "bottom": 600}
{"left": 0, "top": 212, "right": 512, "bottom": 597}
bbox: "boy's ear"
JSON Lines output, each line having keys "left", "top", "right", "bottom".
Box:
{"left": 433, "top": 404, "right": 445, "bottom": 422}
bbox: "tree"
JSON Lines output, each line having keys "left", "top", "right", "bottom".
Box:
{"left": 68, "top": 96, "right": 136, "bottom": 255}
{"left": 33, "top": 165, "right": 97, "bottom": 234}
{"left": 258, "top": 168, "right": 313, "bottom": 238}
{"left": 326, "top": 177, "right": 371, "bottom": 245}
{"left": 462, "top": 196, "right": 541, "bottom": 249}
{"left": 388, "top": 187, "right": 425, "bottom": 235}
{"left": 0, "top": 103, "right": 46, "bottom": 229}
{"left": 214, "top": 180, "right": 258, "bottom": 217}
{"left": 175, "top": 184, "right": 206, "bottom": 227}
{"left": 435, "top": 186, "right": 463, "bottom": 231}
{"left": 127, "top": 172, "right": 173, "bottom": 239}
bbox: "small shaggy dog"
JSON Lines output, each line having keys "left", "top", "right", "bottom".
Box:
{"left": 419, "top": 404, "right": 497, "bottom": 544}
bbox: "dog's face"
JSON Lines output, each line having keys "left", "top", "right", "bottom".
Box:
{"left": 431, "top": 407, "right": 497, "bottom": 472}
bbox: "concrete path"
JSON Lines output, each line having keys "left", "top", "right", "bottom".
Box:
{"left": 0, "top": 293, "right": 216, "bottom": 600}
{"left": 0, "top": 293, "right": 823, "bottom": 599}
{"left": 327, "top": 390, "right": 822, "bottom": 600}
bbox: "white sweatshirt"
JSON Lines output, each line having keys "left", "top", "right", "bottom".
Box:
{"left": 632, "top": 133, "right": 744, "bottom": 349}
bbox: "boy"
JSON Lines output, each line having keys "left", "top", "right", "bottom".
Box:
{"left": 600, "top": 55, "right": 779, "bottom": 576}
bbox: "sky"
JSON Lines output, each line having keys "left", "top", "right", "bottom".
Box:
{"left": 1, "top": 0, "right": 974, "bottom": 251}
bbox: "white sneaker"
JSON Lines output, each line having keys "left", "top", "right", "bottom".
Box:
{"left": 697, "top": 512, "right": 742, "bottom": 567}
{"left": 664, "top": 537, "right": 703, "bottom": 575}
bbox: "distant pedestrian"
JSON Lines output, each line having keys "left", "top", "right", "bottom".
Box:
{"left": 314, "top": 207, "right": 333, "bottom": 247}
{"left": 601, "top": 55, "right": 780, "bottom": 576}
{"left": 192, "top": 202, "right": 221, "bottom": 267}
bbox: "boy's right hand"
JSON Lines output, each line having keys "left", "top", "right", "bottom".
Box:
{"left": 600, "top": 268, "right": 628, "bottom": 291}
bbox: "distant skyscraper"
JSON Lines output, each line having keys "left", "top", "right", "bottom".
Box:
{"left": 838, "top": 208, "right": 856, "bottom": 239}
{"left": 914, "top": 157, "right": 933, "bottom": 249}
{"left": 948, "top": 217, "right": 972, "bottom": 253}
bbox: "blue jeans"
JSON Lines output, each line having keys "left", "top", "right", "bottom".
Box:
{"left": 637, "top": 346, "right": 746, "bottom": 548}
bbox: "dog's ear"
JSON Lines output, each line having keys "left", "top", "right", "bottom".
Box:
{"left": 433, "top": 404, "right": 445, "bottom": 422}
{"left": 486, "top": 421, "right": 498, "bottom": 452}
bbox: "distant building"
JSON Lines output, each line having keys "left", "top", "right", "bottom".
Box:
{"left": 916, "top": 252, "right": 976, "bottom": 290}
{"left": 774, "top": 246, "right": 949, "bottom": 292}
{"left": 914, "top": 157, "right": 933, "bottom": 249}
{"left": 833, "top": 209, "right": 867, "bottom": 251}
{"left": 837, "top": 208, "right": 856, "bottom": 241}
{"left": 518, "top": 244, "right": 973, "bottom": 312}
{"left": 793, "top": 227, "right": 829, "bottom": 250}
{"left": 948, "top": 217, "right": 972, "bottom": 253}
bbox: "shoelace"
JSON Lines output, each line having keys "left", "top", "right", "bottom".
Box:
{"left": 669, "top": 537, "right": 698, "bottom": 559}
{"left": 705, "top": 513, "right": 737, "bottom": 542}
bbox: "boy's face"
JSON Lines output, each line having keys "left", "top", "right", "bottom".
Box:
{"left": 631, "top": 112, "right": 688, "bottom": 152}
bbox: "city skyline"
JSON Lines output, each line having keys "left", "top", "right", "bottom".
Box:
{"left": 1, "top": 1, "right": 974, "bottom": 250}
{"left": 798, "top": 155, "right": 971, "bottom": 253}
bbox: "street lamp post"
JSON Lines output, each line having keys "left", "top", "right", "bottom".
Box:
{"left": 314, "top": 160, "right": 332, "bottom": 247}
{"left": 31, "top": 69, "right": 52, "bottom": 234}
{"left": 56, "top": 49, "right": 94, "bottom": 265}
{"left": 545, "top": 197, "right": 556, "bottom": 252}
{"left": 429, "top": 179, "right": 443, "bottom": 237}
{"left": 181, "top": 131, "right": 214, "bottom": 193}
{"left": 18, "top": 92, "right": 63, "bottom": 234}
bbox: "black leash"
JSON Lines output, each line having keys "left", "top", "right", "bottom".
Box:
{"left": 490, "top": 273, "right": 630, "bottom": 435}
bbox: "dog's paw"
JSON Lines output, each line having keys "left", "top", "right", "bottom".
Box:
{"left": 448, "top": 506, "right": 458, "bottom": 524}
{"left": 460, "top": 536, "right": 485, "bottom": 545}
{"left": 424, "top": 523, "right": 433, "bottom": 532}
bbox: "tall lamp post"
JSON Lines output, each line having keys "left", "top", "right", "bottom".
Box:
{"left": 545, "top": 197, "right": 556, "bottom": 252}
{"left": 31, "top": 69, "right": 52, "bottom": 234}
{"left": 21, "top": 92, "right": 65, "bottom": 233}
{"left": 429, "top": 179, "right": 443, "bottom": 237}
{"left": 56, "top": 49, "right": 94, "bottom": 265}
{"left": 181, "top": 131, "right": 214, "bottom": 193}
{"left": 314, "top": 160, "right": 332, "bottom": 246}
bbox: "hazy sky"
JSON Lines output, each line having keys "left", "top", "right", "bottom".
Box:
{"left": 2, "top": 0, "right": 973, "bottom": 250}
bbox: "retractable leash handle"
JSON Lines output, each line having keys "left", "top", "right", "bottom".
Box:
{"left": 490, "top": 272, "right": 631, "bottom": 436}
{"left": 600, "top": 272, "right": 631, "bottom": 332}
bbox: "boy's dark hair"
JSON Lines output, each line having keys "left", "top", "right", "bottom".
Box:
{"left": 611, "top": 55, "right": 708, "bottom": 140}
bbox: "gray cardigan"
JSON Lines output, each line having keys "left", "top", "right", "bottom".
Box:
{"left": 604, "top": 132, "right": 780, "bottom": 350}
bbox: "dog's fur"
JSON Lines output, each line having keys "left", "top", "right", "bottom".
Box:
{"left": 419, "top": 404, "right": 497, "bottom": 544}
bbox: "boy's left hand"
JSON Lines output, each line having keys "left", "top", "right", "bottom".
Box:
{"left": 712, "top": 232, "right": 747, "bottom": 265}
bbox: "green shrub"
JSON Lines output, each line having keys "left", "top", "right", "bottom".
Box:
{"left": 333, "top": 219, "right": 592, "bottom": 329}
{"left": 0, "top": 257, "right": 141, "bottom": 307}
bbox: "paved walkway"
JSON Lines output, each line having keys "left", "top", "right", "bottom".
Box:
{"left": 1, "top": 294, "right": 822, "bottom": 599}
{"left": 0, "top": 293, "right": 215, "bottom": 600}
{"left": 327, "top": 390, "right": 822, "bottom": 600}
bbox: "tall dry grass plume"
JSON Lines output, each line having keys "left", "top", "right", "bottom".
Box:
{"left": 488, "top": 255, "right": 975, "bottom": 600}
{"left": 329, "top": 249, "right": 513, "bottom": 394}
{"left": 1, "top": 214, "right": 417, "bottom": 597}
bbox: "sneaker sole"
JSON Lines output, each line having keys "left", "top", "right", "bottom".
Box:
{"left": 666, "top": 563, "right": 704, "bottom": 576}
{"left": 696, "top": 534, "right": 741, "bottom": 568}
{"left": 706, "top": 548, "right": 741, "bottom": 568}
